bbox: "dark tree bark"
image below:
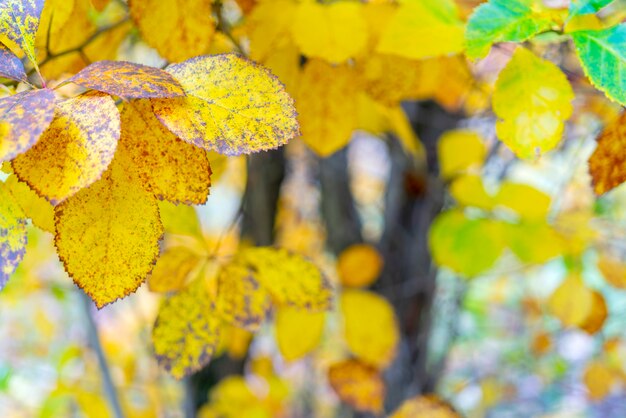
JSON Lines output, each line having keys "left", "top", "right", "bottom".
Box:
{"left": 376, "top": 101, "right": 463, "bottom": 411}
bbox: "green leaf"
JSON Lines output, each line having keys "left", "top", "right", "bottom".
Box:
{"left": 569, "top": 0, "right": 613, "bottom": 17}
{"left": 572, "top": 24, "right": 626, "bottom": 106}
{"left": 465, "top": 0, "right": 554, "bottom": 60}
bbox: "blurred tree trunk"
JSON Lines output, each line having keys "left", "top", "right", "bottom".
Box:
{"left": 186, "top": 149, "right": 286, "bottom": 416}
{"left": 378, "top": 101, "right": 462, "bottom": 411}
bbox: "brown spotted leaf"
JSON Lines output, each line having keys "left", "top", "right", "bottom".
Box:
{"left": 152, "top": 54, "right": 300, "bottom": 156}
{"left": 54, "top": 152, "right": 164, "bottom": 308}
{"left": 153, "top": 273, "right": 221, "bottom": 379}
{"left": 68, "top": 60, "right": 185, "bottom": 100}
{"left": 0, "top": 0, "right": 44, "bottom": 67}
{"left": 117, "top": 100, "right": 211, "bottom": 204}
{"left": 13, "top": 92, "right": 120, "bottom": 204}
{"left": 328, "top": 360, "right": 385, "bottom": 414}
{"left": 0, "top": 182, "right": 27, "bottom": 289}
{"left": 0, "top": 89, "right": 55, "bottom": 162}
{"left": 238, "top": 247, "right": 333, "bottom": 311}
{"left": 589, "top": 112, "right": 626, "bottom": 195}
{"left": 215, "top": 260, "right": 273, "bottom": 331}
{"left": 0, "top": 43, "right": 26, "bottom": 81}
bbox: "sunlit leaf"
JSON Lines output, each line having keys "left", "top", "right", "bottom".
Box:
{"left": 148, "top": 246, "right": 201, "bottom": 293}
{"left": 129, "top": 0, "right": 215, "bottom": 62}
{"left": 492, "top": 47, "right": 574, "bottom": 159}
{"left": 328, "top": 359, "right": 385, "bottom": 414}
{"left": 0, "top": 89, "right": 56, "bottom": 162}
{"left": 275, "top": 307, "right": 325, "bottom": 361}
{"left": 465, "top": 0, "right": 554, "bottom": 60}
{"left": 118, "top": 100, "right": 211, "bottom": 204}
{"left": 153, "top": 54, "right": 299, "bottom": 156}
{"left": 572, "top": 24, "right": 626, "bottom": 106}
{"left": 341, "top": 289, "right": 399, "bottom": 368}
{"left": 548, "top": 274, "right": 595, "bottom": 328}
{"left": 588, "top": 112, "right": 626, "bottom": 194}
{"left": 597, "top": 255, "right": 626, "bottom": 289}
{"left": 297, "top": 59, "right": 357, "bottom": 157}
{"left": 153, "top": 274, "right": 220, "bottom": 378}
{"left": 0, "top": 0, "right": 44, "bottom": 67}
{"left": 291, "top": 0, "right": 367, "bottom": 64}
{"left": 68, "top": 60, "right": 185, "bottom": 99}
{"left": 13, "top": 92, "right": 120, "bottom": 204}
{"left": 495, "top": 182, "right": 551, "bottom": 220}
{"left": 376, "top": 0, "right": 464, "bottom": 60}
{"left": 54, "top": 153, "right": 163, "bottom": 308}
{"left": 337, "top": 244, "right": 383, "bottom": 288}
{"left": 0, "top": 44, "right": 26, "bottom": 81}
{"left": 0, "top": 182, "right": 27, "bottom": 289}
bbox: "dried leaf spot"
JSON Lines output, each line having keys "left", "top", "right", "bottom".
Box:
{"left": 589, "top": 112, "right": 626, "bottom": 195}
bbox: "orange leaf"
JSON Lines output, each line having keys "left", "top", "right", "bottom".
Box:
{"left": 328, "top": 359, "right": 385, "bottom": 414}
{"left": 589, "top": 112, "right": 626, "bottom": 195}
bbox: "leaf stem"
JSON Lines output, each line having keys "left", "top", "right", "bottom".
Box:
{"left": 80, "top": 292, "right": 126, "bottom": 418}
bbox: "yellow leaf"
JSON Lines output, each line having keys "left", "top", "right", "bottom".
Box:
{"left": 583, "top": 361, "right": 616, "bottom": 401}
{"left": 449, "top": 175, "right": 494, "bottom": 210}
{"left": 548, "top": 274, "right": 595, "bottom": 328}
{"left": 341, "top": 289, "right": 399, "bottom": 368}
{"left": 376, "top": 0, "right": 464, "bottom": 60}
{"left": 54, "top": 152, "right": 163, "bottom": 308}
{"left": 13, "top": 92, "right": 120, "bottom": 205}
{"left": 0, "top": 89, "right": 56, "bottom": 163}
{"left": 4, "top": 174, "right": 55, "bottom": 233}
{"left": 358, "top": 54, "right": 439, "bottom": 106}
{"left": 223, "top": 326, "right": 253, "bottom": 360}
{"left": 291, "top": 0, "right": 367, "bottom": 63}
{"left": 153, "top": 274, "right": 220, "bottom": 378}
{"left": 275, "top": 306, "right": 325, "bottom": 361}
{"left": 598, "top": 255, "right": 626, "bottom": 289}
{"left": 580, "top": 290, "right": 607, "bottom": 335}
{"left": 506, "top": 222, "right": 565, "bottom": 264}
{"left": 494, "top": 182, "right": 551, "bottom": 220}
{"left": 68, "top": 60, "right": 185, "bottom": 99}
{"left": 297, "top": 59, "right": 358, "bottom": 157}
{"left": 248, "top": 0, "right": 297, "bottom": 63}
{"left": 215, "top": 259, "right": 272, "bottom": 331}
{"left": 337, "top": 244, "right": 383, "bottom": 288}
{"left": 0, "top": 182, "right": 27, "bottom": 289}
{"left": 493, "top": 48, "right": 574, "bottom": 159}
{"left": 118, "top": 100, "right": 212, "bottom": 204}
{"left": 157, "top": 200, "right": 203, "bottom": 238}
{"left": 153, "top": 54, "right": 300, "bottom": 155}
{"left": 390, "top": 394, "right": 460, "bottom": 418}
{"left": 148, "top": 246, "right": 201, "bottom": 293}
{"left": 328, "top": 359, "right": 385, "bottom": 414}
{"left": 129, "top": 0, "right": 215, "bottom": 62}
{"left": 238, "top": 247, "right": 333, "bottom": 311}
{"left": 438, "top": 130, "right": 486, "bottom": 180}
{"left": 588, "top": 112, "right": 626, "bottom": 195}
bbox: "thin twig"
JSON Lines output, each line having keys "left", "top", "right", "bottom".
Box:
{"left": 80, "top": 293, "right": 126, "bottom": 418}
